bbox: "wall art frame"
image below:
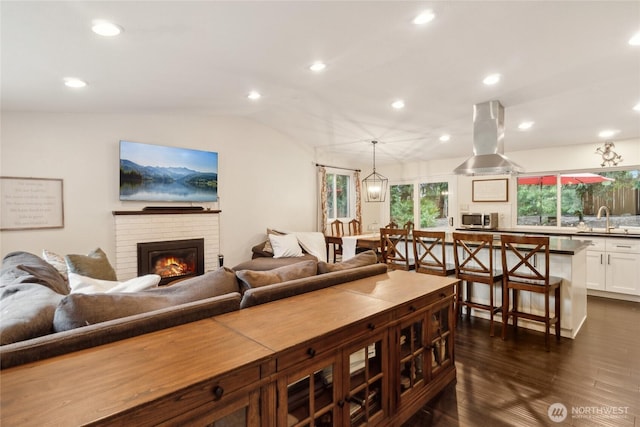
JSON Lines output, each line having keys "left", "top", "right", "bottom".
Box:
{"left": 472, "top": 178, "right": 508, "bottom": 202}
{"left": 1, "top": 177, "right": 64, "bottom": 231}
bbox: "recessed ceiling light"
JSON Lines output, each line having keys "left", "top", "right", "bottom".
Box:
{"left": 633, "top": 101, "right": 640, "bottom": 112}
{"left": 598, "top": 129, "right": 619, "bottom": 138}
{"left": 439, "top": 134, "right": 451, "bottom": 142}
{"left": 628, "top": 31, "right": 640, "bottom": 46}
{"left": 413, "top": 10, "right": 435, "bottom": 25}
{"left": 64, "top": 77, "right": 87, "bottom": 88}
{"left": 518, "top": 121, "right": 534, "bottom": 130}
{"left": 483, "top": 73, "right": 501, "bottom": 85}
{"left": 391, "top": 100, "right": 405, "bottom": 109}
{"left": 309, "top": 62, "right": 326, "bottom": 72}
{"left": 247, "top": 91, "right": 261, "bottom": 100}
{"left": 91, "top": 20, "right": 123, "bottom": 37}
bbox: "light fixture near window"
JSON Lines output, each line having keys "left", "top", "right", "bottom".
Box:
{"left": 362, "top": 140, "right": 388, "bottom": 202}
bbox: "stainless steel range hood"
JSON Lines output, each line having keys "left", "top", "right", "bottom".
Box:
{"left": 453, "top": 100, "right": 524, "bottom": 175}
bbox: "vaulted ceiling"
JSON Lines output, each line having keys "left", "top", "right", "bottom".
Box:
{"left": 2, "top": 1, "right": 639, "bottom": 165}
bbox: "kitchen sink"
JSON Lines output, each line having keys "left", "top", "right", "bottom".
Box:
{"left": 575, "top": 228, "right": 640, "bottom": 237}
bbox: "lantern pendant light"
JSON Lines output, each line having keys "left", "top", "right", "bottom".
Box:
{"left": 362, "top": 140, "right": 388, "bottom": 202}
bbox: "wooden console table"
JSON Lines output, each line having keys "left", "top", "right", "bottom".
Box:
{"left": 0, "top": 271, "right": 458, "bottom": 426}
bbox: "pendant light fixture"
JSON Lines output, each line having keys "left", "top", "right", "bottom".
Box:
{"left": 362, "top": 140, "right": 388, "bottom": 202}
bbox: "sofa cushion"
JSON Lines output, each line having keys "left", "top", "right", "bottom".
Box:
{"left": 53, "top": 267, "right": 240, "bottom": 332}
{"left": 0, "top": 283, "right": 65, "bottom": 345}
{"left": 268, "top": 233, "right": 303, "bottom": 258}
{"left": 240, "top": 263, "right": 389, "bottom": 309}
{"left": 65, "top": 248, "right": 117, "bottom": 281}
{"left": 233, "top": 254, "right": 318, "bottom": 272}
{"left": 1, "top": 251, "right": 69, "bottom": 295}
{"left": 236, "top": 260, "right": 317, "bottom": 293}
{"left": 68, "top": 273, "right": 161, "bottom": 294}
{"left": 317, "top": 250, "right": 378, "bottom": 274}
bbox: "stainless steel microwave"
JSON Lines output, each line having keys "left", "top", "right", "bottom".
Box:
{"left": 460, "top": 212, "right": 499, "bottom": 229}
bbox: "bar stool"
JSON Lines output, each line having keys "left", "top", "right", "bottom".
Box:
{"left": 412, "top": 230, "right": 455, "bottom": 276}
{"left": 452, "top": 232, "right": 503, "bottom": 336}
{"left": 379, "top": 227, "right": 413, "bottom": 270}
{"left": 500, "top": 234, "right": 562, "bottom": 351}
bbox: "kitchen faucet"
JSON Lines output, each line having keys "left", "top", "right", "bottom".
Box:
{"left": 596, "top": 205, "right": 613, "bottom": 232}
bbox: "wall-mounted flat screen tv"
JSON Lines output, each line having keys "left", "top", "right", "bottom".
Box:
{"left": 119, "top": 140, "right": 218, "bottom": 202}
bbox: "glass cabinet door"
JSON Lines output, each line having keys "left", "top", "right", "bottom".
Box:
{"left": 279, "top": 358, "right": 337, "bottom": 427}
{"left": 343, "top": 333, "right": 387, "bottom": 426}
{"left": 428, "top": 299, "right": 453, "bottom": 379}
{"left": 398, "top": 316, "right": 426, "bottom": 397}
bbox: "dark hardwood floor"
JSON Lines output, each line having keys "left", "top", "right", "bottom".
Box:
{"left": 403, "top": 296, "right": 640, "bottom": 426}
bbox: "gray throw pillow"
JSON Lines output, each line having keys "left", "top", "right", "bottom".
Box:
{"left": 65, "top": 248, "right": 117, "bottom": 281}
{"left": 0, "top": 283, "right": 64, "bottom": 345}
{"left": 53, "top": 267, "right": 239, "bottom": 332}
{"left": 317, "top": 250, "right": 378, "bottom": 274}
{"left": 236, "top": 260, "right": 317, "bottom": 293}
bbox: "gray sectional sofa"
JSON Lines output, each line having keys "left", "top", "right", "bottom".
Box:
{"left": 0, "top": 250, "right": 385, "bottom": 369}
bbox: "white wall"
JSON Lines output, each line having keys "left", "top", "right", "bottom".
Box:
{"left": 352, "top": 138, "right": 640, "bottom": 229}
{"left": 0, "top": 112, "right": 317, "bottom": 268}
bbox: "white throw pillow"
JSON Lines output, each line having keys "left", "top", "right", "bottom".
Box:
{"left": 294, "top": 232, "right": 327, "bottom": 263}
{"left": 268, "top": 233, "right": 303, "bottom": 258}
{"left": 68, "top": 272, "right": 161, "bottom": 294}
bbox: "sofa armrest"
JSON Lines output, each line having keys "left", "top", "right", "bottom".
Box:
{"left": 240, "top": 264, "right": 388, "bottom": 309}
{"left": 0, "top": 292, "right": 241, "bottom": 369}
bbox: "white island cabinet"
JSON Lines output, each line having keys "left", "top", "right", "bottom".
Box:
{"left": 586, "top": 237, "right": 640, "bottom": 300}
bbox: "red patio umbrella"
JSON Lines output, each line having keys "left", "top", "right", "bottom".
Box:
{"left": 518, "top": 173, "right": 615, "bottom": 185}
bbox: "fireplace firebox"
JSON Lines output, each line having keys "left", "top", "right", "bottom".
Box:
{"left": 137, "top": 238, "right": 204, "bottom": 285}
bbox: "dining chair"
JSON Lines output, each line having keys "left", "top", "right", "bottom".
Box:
{"left": 500, "top": 234, "right": 562, "bottom": 351}
{"left": 379, "top": 227, "right": 413, "bottom": 271}
{"left": 330, "top": 219, "right": 345, "bottom": 263}
{"left": 348, "top": 218, "right": 362, "bottom": 236}
{"left": 452, "top": 232, "right": 503, "bottom": 336}
{"left": 385, "top": 221, "right": 398, "bottom": 229}
{"left": 412, "top": 230, "right": 455, "bottom": 276}
{"left": 403, "top": 221, "right": 415, "bottom": 232}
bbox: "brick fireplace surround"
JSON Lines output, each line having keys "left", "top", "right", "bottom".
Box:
{"left": 113, "top": 210, "right": 220, "bottom": 281}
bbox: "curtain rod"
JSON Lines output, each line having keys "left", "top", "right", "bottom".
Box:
{"left": 315, "top": 163, "right": 361, "bottom": 172}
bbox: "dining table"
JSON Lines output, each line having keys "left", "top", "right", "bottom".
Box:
{"left": 325, "top": 233, "right": 381, "bottom": 261}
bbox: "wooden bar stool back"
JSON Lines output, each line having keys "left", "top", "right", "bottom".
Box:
{"left": 452, "top": 232, "right": 503, "bottom": 336}
{"left": 330, "top": 219, "right": 345, "bottom": 263}
{"left": 379, "top": 227, "right": 413, "bottom": 271}
{"left": 500, "top": 234, "right": 562, "bottom": 351}
{"left": 412, "top": 230, "right": 455, "bottom": 276}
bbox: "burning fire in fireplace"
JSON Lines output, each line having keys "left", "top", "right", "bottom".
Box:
{"left": 137, "top": 238, "right": 205, "bottom": 285}
{"left": 153, "top": 256, "right": 194, "bottom": 279}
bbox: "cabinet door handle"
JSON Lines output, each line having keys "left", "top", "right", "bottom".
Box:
{"left": 337, "top": 399, "right": 345, "bottom": 408}
{"left": 212, "top": 385, "right": 224, "bottom": 401}
{"left": 367, "top": 322, "right": 376, "bottom": 331}
{"left": 409, "top": 305, "right": 417, "bottom": 312}
{"left": 600, "top": 254, "right": 603, "bottom": 264}
{"left": 307, "top": 347, "right": 316, "bottom": 358}
{"left": 615, "top": 245, "right": 632, "bottom": 249}
{"left": 608, "top": 254, "right": 611, "bottom": 265}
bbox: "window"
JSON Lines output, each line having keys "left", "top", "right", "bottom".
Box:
{"left": 516, "top": 169, "right": 640, "bottom": 229}
{"left": 390, "top": 184, "right": 414, "bottom": 226}
{"left": 326, "top": 172, "right": 351, "bottom": 219}
{"left": 419, "top": 182, "right": 449, "bottom": 228}
{"left": 390, "top": 181, "right": 451, "bottom": 229}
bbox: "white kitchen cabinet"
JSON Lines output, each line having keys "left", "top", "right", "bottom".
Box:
{"left": 586, "top": 237, "right": 640, "bottom": 296}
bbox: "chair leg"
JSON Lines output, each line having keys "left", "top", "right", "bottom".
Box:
{"left": 555, "top": 287, "right": 561, "bottom": 341}
{"left": 489, "top": 282, "right": 495, "bottom": 337}
{"left": 502, "top": 285, "right": 508, "bottom": 340}
{"left": 545, "top": 292, "right": 550, "bottom": 352}
{"left": 513, "top": 289, "right": 519, "bottom": 331}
